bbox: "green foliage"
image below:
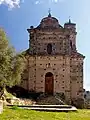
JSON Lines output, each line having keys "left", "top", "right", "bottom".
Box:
{"left": 11, "top": 105, "right": 20, "bottom": 110}
{"left": 0, "top": 108, "right": 90, "bottom": 120}
{"left": 0, "top": 28, "right": 26, "bottom": 96}
{"left": 9, "top": 54, "right": 26, "bottom": 87}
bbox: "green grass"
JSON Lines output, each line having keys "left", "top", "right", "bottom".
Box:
{"left": 0, "top": 107, "right": 90, "bottom": 120}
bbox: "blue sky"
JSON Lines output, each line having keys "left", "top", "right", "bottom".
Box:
{"left": 0, "top": 0, "right": 90, "bottom": 91}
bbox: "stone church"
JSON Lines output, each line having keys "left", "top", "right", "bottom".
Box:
{"left": 21, "top": 13, "right": 85, "bottom": 103}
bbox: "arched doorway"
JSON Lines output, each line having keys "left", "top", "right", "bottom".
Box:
{"left": 45, "top": 72, "right": 54, "bottom": 95}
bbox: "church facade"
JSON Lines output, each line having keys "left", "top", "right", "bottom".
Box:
{"left": 21, "top": 13, "right": 85, "bottom": 103}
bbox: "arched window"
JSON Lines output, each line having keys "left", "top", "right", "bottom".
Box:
{"left": 70, "top": 40, "right": 72, "bottom": 49}
{"left": 47, "top": 43, "right": 52, "bottom": 54}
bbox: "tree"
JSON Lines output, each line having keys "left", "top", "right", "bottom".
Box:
{"left": 0, "top": 28, "right": 26, "bottom": 98}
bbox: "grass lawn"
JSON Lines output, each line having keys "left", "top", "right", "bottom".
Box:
{"left": 0, "top": 107, "right": 90, "bottom": 120}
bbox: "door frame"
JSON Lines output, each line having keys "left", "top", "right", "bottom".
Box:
{"left": 45, "top": 72, "right": 54, "bottom": 95}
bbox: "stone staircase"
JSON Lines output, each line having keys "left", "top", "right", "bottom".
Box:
{"left": 36, "top": 95, "right": 66, "bottom": 105}
{"left": 7, "top": 95, "right": 77, "bottom": 112}
{"left": 7, "top": 104, "right": 77, "bottom": 112}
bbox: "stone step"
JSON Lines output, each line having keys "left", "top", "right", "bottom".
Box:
{"left": 23, "top": 105, "right": 72, "bottom": 108}
{"left": 7, "top": 105, "right": 77, "bottom": 112}
{"left": 21, "top": 106, "right": 77, "bottom": 112}
{"left": 8, "top": 104, "right": 72, "bottom": 108}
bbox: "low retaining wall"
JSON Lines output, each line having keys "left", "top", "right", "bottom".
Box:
{"left": 0, "top": 100, "right": 3, "bottom": 114}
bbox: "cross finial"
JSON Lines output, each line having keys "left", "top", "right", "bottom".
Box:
{"left": 69, "top": 16, "right": 71, "bottom": 23}
{"left": 48, "top": 8, "right": 51, "bottom": 14}
{"left": 48, "top": 8, "right": 51, "bottom": 17}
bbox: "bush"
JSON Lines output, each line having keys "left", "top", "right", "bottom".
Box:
{"left": 11, "top": 105, "right": 20, "bottom": 110}
{"left": 71, "top": 98, "right": 84, "bottom": 109}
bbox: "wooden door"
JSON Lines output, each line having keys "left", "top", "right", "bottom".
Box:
{"left": 45, "top": 76, "right": 53, "bottom": 95}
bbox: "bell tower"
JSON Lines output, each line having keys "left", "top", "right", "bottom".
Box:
{"left": 64, "top": 19, "right": 77, "bottom": 52}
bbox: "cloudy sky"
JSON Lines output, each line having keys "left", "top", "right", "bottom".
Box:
{"left": 0, "top": 0, "right": 90, "bottom": 91}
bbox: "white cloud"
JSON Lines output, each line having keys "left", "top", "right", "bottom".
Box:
{"left": 51, "top": 0, "right": 65, "bottom": 3}
{"left": 35, "top": 0, "right": 44, "bottom": 4}
{"left": 35, "top": 1, "right": 39, "bottom": 4}
{"left": 34, "top": 0, "right": 64, "bottom": 4}
{"left": 0, "top": 0, "right": 22, "bottom": 9}
{"left": 52, "top": 0, "right": 64, "bottom": 2}
{"left": 0, "top": 0, "right": 64, "bottom": 8}
{"left": 52, "top": 0, "right": 58, "bottom": 3}
{"left": 35, "top": 1, "right": 41, "bottom": 4}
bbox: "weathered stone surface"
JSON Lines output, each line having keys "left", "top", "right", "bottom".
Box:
{"left": 21, "top": 14, "right": 85, "bottom": 105}
{"left": 0, "top": 100, "right": 3, "bottom": 114}
{"left": 6, "top": 98, "right": 35, "bottom": 106}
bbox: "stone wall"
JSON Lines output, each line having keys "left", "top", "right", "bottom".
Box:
{"left": 21, "top": 55, "right": 84, "bottom": 103}
{"left": 70, "top": 57, "right": 84, "bottom": 99}
{"left": 28, "top": 28, "right": 76, "bottom": 55}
